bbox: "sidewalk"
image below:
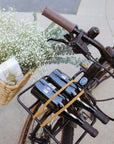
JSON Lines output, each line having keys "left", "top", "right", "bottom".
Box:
{"left": 0, "top": 0, "right": 81, "bottom": 13}
{"left": 0, "top": 0, "right": 114, "bottom": 144}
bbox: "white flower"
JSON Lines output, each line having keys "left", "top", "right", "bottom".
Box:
{"left": 0, "top": 9, "right": 55, "bottom": 74}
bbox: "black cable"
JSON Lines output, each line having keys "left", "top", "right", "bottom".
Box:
{"left": 95, "top": 97, "right": 114, "bottom": 121}
{"left": 87, "top": 93, "right": 114, "bottom": 121}
{"left": 95, "top": 104, "right": 114, "bottom": 121}
{"left": 85, "top": 90, "right": 114, "bottom": 121}
{"left": 88, "top": 54, "right": 114, "bottom": 78}
{"left": 98, "top": 75, "right": 111, "bottom": 84}
{"left": 95, "top": 97, "right": 114, "bottom": 102}
{"left": 85, "top": 56, "right": 114, "bottom": 120}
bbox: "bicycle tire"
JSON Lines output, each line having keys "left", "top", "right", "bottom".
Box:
{"left": 19, "top": 101, "right": 74, "bottom": 144}
{"left": 19, "top": 102, "right": 41, "bottom": 144}
{"left": 61, "top": 122, "right": 74, "bottom": 144}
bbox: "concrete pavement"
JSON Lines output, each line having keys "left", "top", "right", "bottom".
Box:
{"left": 0, "top": 0, "right": 114, "bottom": 144}
{"left": 0, "top": 0, "right": 80, "bottom": 14}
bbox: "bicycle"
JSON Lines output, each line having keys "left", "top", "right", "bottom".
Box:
{"left": 17, "top": 7, "right": 114, "bottom": 144}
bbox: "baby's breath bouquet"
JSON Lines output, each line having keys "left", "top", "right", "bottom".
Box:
{"left": 0, "top": 8, "right": 89, "bottom": 75}
{"left": 0, "top": 8, "right": 55, "bottom": 74}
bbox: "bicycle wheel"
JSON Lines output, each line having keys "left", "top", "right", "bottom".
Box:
{"left": 19, "top": 101, "right": 74, "bottom": 144}
{"left": 61, "top": 122, "right": 74, "bottom": 144}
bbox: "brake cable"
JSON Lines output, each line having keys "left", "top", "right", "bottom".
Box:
{"left": 88, "top": 54, "right": 114, "bottom": 78}
{"left": 85, "top": 90, "right": 114, "bottom": 121}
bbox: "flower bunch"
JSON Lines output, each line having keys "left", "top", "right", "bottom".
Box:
{"left": 0, "top": 9, "right": 54, "bottom": 74}
{"left": 0, "top": 9, "right": 89, "bottom": 75}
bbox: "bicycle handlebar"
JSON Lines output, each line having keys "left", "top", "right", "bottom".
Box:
{"left": 42, "top": 7, "right": 108, "bottom": 59}
{"left": 42, "top": 6, "right": 76, "bottom": 33}
{"left": 42, "top": 7, "right": 114, "bottom": 77}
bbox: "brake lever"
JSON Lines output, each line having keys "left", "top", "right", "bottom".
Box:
{"left": 47, "top": 27, "right": 105, "bottom": 62}
{"left": 47, "top": 38, "right": 69, "bottom": 45}
{"left": 68, "top": 30, "right": 91, "bottom": 59}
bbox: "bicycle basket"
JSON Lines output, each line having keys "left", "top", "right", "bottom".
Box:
{"left": 0, "top": 69, "right": 35, "bottom": 105}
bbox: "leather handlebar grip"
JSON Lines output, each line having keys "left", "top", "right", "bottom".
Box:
{"left": 42, "top": 6, "right": 76, "bottom": 33}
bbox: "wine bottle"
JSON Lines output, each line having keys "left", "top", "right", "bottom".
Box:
{"left": 31, "top": 78, "right": 98, "bottom": 137}
{"left": 31, "top": 78, "right": 65, "bottom": 111}
{"left": 47, "top": 69, "right": 109, "bottom": 124}
{"left": 62, "top": 109, "right": 98, "bottom": 137}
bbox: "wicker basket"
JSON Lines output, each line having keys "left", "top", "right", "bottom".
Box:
{"left": 0, "top": 69, "right": 35, "bottom": 105}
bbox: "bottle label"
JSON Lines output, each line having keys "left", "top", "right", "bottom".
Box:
{"left": 43, "top": 85, "right": 52, "bottom": 94}
{"left": 61, "top": 74, "right": 68, "bottom": 80}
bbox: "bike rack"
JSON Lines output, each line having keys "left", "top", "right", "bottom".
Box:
{"left": 17, "top": 78, "right": 94, "bottom": 144}
{"left": 17, "top": 81, "right": 61, "bottom": 144}
{"left": 33, "top": 80, "right": 84, "bottom": 127}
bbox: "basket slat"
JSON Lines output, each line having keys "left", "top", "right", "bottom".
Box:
{"left": 0, "top": 69, "right": 35, "bottom": 105}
